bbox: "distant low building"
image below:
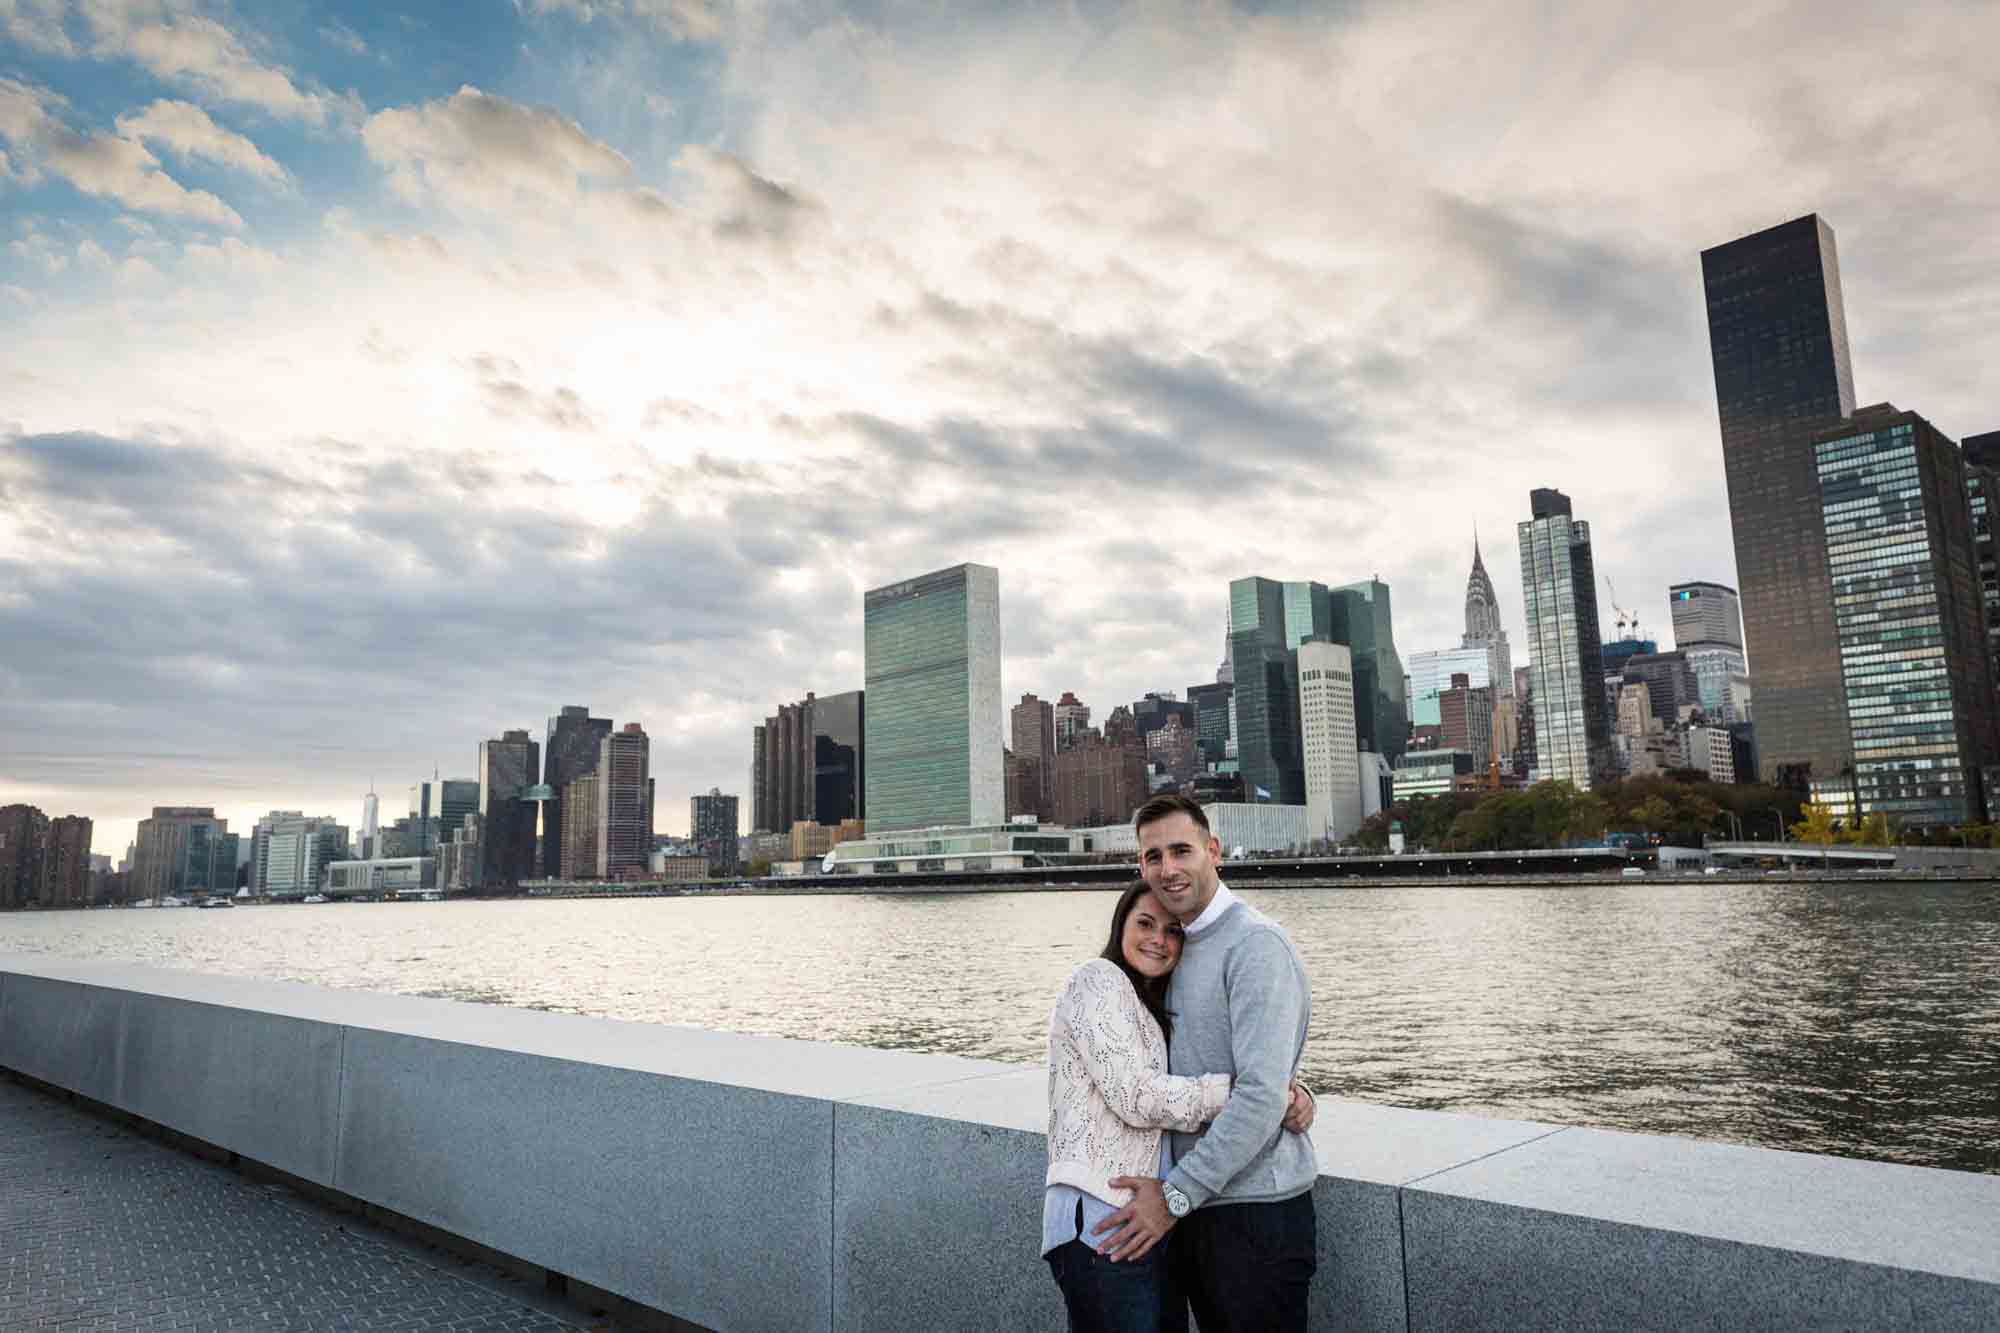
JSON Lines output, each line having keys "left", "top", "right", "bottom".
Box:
{"left": 1202, "top": 803, "right": 1311, "bottom": 856}
{"left": 324, "top": 857, "right": 436, "bottom": 896}
{"left": 1392, "top": 750, "right": 1475, "bottom": 801}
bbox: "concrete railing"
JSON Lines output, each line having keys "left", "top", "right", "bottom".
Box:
{"left": 2, "top": 952, "right": 1996, "bottom": 1332}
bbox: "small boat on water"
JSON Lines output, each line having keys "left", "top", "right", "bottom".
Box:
{"left": 197, "top": 897, "right": 234, "bottom": 909}
{"left": 302, "top": 894, "right": 328, "bottom": 904}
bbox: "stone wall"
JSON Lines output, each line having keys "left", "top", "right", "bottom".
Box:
{"left": 3, "top": 952, "right": 1996, "bottom": 1331}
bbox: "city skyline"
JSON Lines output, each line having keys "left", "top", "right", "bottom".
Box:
{"left": 4, "top": 2, "right": 1999, "bottom": 855}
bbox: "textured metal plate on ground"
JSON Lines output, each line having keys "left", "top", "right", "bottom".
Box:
{"left": 0, "top": 1076, "right": 587, "bottom": 1332}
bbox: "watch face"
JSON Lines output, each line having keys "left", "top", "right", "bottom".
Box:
{"left": 1165, "top": 1187, "right": 1191, "bottom": 1217}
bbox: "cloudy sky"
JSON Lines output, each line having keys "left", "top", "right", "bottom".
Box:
{"left": 3, "top": 0, "right": 1997, "bottom": 856}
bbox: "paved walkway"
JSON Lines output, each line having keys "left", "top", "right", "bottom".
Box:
{"left": 0, "top": 1075, "right": 598, "bottom": 1332}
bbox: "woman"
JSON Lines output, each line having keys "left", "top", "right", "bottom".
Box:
{"left": 1043, "top": 882, "right": 1315, "bottom": 1332}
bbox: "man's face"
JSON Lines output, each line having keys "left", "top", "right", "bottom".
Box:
{"left": 1137, "top": 812, "right": 1222, "bottom": 924}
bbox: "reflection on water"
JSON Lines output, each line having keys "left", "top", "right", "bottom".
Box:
{"left": 4, "top": 883, "right": 1995, "bottom": 1174}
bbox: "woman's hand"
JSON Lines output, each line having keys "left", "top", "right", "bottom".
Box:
{"left": 1281, "top": 1081, "right": 1316, "bottom": 1133}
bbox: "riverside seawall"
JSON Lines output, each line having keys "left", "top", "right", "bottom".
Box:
{"left": 2, "top": 952, "right": 1996, "bottom": 1332}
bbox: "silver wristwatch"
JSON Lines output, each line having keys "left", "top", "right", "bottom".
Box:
{"left": 1163, "top": 1183, "right": 1192, "bottom": 1218}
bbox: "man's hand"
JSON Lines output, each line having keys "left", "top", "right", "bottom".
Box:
{"left": 1091, "top": 1176, "right": 1176, "bottom": 1262}
{"left": 1282, "top": 1082, "right": 1316, "bottom": 1134}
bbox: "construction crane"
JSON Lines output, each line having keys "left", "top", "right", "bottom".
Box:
{"left": 1603, "top": 575, "right": 1640, "bottom": 640}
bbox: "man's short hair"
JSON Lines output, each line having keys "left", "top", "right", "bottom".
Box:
{"left": 1133, "top": 793, "right": 1211, "bottom": 837}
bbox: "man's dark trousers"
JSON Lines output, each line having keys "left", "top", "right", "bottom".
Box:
{"left": 1171, "top": 1193, "right": 1316, "bottom": 1333}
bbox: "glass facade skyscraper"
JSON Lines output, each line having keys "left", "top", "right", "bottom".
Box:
{"left": 1228, "top": 577, "right": 1304, "bottom": 804}
{"left": 1962, "top": 431, "right": 2000, "bottom": 687}
{"left": 1813, "top": 406, "right": 1996, "bottom": 825}
{"left": 1668, "top": 582, "right": 1748, "bottom": 723}
{"left": 1701, "top": 214, "right": 1857, "bottom": 788}
{"left": 478, "top": 728, "right": 541, "bottom": 887}
{"left": 1332, "top": 579, "right": 1408, "bottom": 760}
{"left": 1519, "top": 488, "right": 1608, "bottom": 788}
{"left": 863, "top": 563, "right": 1002, "bottom": 832}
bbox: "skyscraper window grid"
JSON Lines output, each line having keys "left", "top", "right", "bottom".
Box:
{"left": 1814, "top": 411, "right": 1997, "bottom": 825}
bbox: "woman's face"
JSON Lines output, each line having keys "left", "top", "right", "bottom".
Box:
{"left": 1121, "top": 891, "right": 1185, "bottom": 980}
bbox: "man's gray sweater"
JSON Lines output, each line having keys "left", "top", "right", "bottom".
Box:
{"left": 1164, "top": 893, "right": 1315, "bottom": 1209}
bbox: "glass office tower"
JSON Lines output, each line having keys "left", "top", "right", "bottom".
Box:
{"left": 1332, "top": 578, "right": 1408, "bottom": 760}
{"left": 1813, "top": 406, "right": 1996, "bottom": 824}
{"left": 1519, "top": 489, "right": 1609, "bottom": 789}
{"left": 863, "top": 563, "right": 1002, "bottom": 832}
{"left": 1229, "top": 577, "right": 1304, "bottom": 804}
{"left": 1701, "top": 214, "right": 1856, "bottom": 787}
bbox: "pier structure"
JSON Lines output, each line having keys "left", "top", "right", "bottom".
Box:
{"left": 3, "top": 952, "right": 1996, "bottom": 1331}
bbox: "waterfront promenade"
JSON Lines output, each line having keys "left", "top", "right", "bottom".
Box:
{"left": 5, "top": 950, "right": 1998, "bottom": 1330}
{"left": 0, "top": 1075, "right": 595, "bottom": 1332}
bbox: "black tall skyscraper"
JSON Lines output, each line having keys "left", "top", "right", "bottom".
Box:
{"left": 478, "top": 729, "right": 541, "bottom": 888}
{"left": 1701, "top": 214, "right": 1857, "bottom": 789}
{"left": 543, "top": 705, "right": 612, "bottom": 878}
{"left": 1228, "top": 576, "right": 1304, "bottom": 804}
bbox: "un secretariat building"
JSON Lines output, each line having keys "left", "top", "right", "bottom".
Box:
{"left": 862, "top": 563, "right": 1004, "bottom": 833}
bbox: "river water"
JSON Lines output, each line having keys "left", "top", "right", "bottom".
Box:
{"left": 3, "top": 882, "right": 1995, "bottom": 1175}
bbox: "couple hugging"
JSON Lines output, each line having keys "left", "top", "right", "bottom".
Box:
{"left": 1044, "top": 794, "right": 1318, "bottom": 1332}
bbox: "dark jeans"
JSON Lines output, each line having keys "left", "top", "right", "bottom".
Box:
{"left": 1046, "top": 1229, "right": 1188, "bottom": 1333}
{"left": 1170, "top": 1192, "right": 1317, "bottom": 1333}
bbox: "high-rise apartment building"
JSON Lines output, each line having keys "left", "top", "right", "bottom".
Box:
{"left": 1439, "top": 672, "right": 1495, "bottom": 767}
{"left": 1668, "top": 582, "right": 1749, "bottom": 723}
{"left": 1010, "top": 692, "right": 1056, "bottom": 818}
{"left": 1461, "top": 538, "right": 1513, "bottom": 692}
{"left": 1701, "top": 214, "right": 1857, "bottom": 788}
{"left": 261, "top": 814, "right": 347, "bottom": 898}
{"left": 1406, "top": 647, "right": 1490, "bottom": 728}
{"left": 1519, "top": 489, "right": 1609, "bottom": 788}
{"left": 544, "top": 705, "right": 612, "bottom": 878}
{"left": 597, "top": 723, "right": 653, "bottom": 878}
{"left": 691, "top": 788, "right": 739, "bottom": 874}
{"left": 1146, "top": 715, "right": 1201, "bottom": 787}
{"left": 41, "top": 808, "right": 91, "bottom": 904}
{"left": 478, "top": 729, "right": 541, "bottom": 888}
{"left": 753, "top": 692, "right": 855, "bottom": 834}
{"left": 1187, "top": 681, "right": 1234, "bottom": 766}
{"left": 1051, "top": 735, "right": 1149, "bottom": 828}
{"left": 0, "top": 804, "right": 49, "bottom": 909}
{"left": 1813, "top": 405, "right": 1997, "bottom": 824}
{"left": 862, "top": 563, "right": 1002, "bottom": 832}
{"left": 560, "top": 773, "right": 601, "bottom": 879}
{"left": 1053, "top": 691, "right": 1091, "bottom": 752}
{"left": 132, "top": 807, "right": 236, "bottom": 900}
{"left": 1298, "top": 641, "right": 1362, "bottom": 843}
{"left": 1619, "top": 652, "right": 1701, "bottom": 731}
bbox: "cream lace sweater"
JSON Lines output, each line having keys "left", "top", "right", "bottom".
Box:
{"left": 1045, "top": 958, "right": 1230, "bottom": 1206}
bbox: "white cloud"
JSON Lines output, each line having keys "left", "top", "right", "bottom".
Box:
{"left": 56, "top": 2, "right": 354, "bottom": 124}
{"left": 45, "top": 126, "right": 242, "bottom": 226}
{"left": 318, "top": 18, "right": 367, "bottom": 56}
{"left": 361, "top": 85, "right": 631, "bottom": 210}
{"left": 115, "top": 99, "right": 287, "bottom": 181}
{"left": 0, "top": 0, "right": 75, "bottom": 55}
{"left": 0, "top": 78, "right": 243, "bottom": 227}
{"left": 522, "top": 0, "right": 723, "bottom": 42}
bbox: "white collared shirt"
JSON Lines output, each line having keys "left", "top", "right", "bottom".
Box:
{"left": 1183, "top": 879, "right": 1237, "bottom": 936}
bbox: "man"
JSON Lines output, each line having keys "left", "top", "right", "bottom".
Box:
{"left": 1094, "top": 793, "right": 1317, "bottom": 1332}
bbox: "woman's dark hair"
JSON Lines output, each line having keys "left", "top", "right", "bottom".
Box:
{"left": 1101, "top": 880, "right": 1179, "bottom": 1042}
